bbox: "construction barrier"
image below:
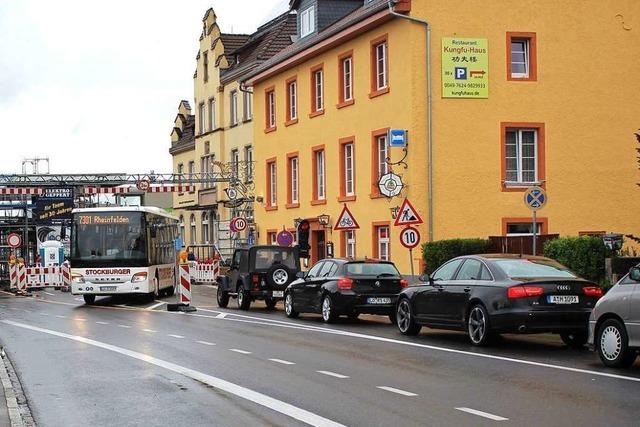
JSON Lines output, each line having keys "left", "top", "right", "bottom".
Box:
{"left": 189, "top": 262, "right": 220, "bottom": 284}
{"left": 10, "top": 265, "right": 71, "bottom": 292}
{"left": 178, "top": 263, "right": 192, "bottom": 305}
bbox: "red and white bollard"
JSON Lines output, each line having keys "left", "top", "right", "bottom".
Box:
{"left": 168, "top": 263, "right": 196, "bottom": 312}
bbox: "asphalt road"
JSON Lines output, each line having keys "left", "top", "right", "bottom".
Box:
{"left": 1, "top": 285, "right": 640, "bottom": 427}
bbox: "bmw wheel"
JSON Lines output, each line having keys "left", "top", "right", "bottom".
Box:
{"left": 597, "top": 318, "right": 637, "bottom": 368}
{"left": 467, "top": 304, "right": 491, "bottom": 346}
{"left": 396, "top": 298, "right": 421, "bottom": 335}
{"left": 284, "top": 293, "right": 298, "bottom": 318}
{"left": 321, "top": 295, "right": 337, "bottom": 323}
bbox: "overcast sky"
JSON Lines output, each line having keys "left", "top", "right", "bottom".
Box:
{"left": 0, "top": 0, "right": 289, "bottom": 174}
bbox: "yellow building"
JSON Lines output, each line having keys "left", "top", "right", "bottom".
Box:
{"left": 245, "top": 0, "right": 640, "bottom": 273}
{"left": 169, "top": 9, "right": 296, "bottom": 257}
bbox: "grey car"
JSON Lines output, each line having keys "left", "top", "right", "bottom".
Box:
{"left": 588, "top": 266, "right": 640, "bottom": 368}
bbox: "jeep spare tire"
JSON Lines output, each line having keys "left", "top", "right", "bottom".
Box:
{"left": 266, "top": 264, "right": 292, "bottom": 288}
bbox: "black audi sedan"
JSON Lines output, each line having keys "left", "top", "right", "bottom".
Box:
{"left": 284, "top": 258, "right": 408, "bottom": 323}
{"left": 395, "top": 254, "right": 603, "bottom": 346}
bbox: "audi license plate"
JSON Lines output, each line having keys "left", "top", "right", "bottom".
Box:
{"left": 367, "top": 297, "right": 391, "bottom": 304}
{"left": 272, "top": 291, "right": 284, "bottom": 298}
{"left": 100, "top": 286, "right": 117, "bottom": 292}
{"left": 548, "top": 295, "right": 578, "bottom": 304}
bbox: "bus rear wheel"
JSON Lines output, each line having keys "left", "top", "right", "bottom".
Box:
{"left": 83, "top": 295, "right": 96, "bottom": 305}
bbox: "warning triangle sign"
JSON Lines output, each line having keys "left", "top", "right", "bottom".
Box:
{"left": 334, "top": 204, "right": 360, "bottom": 231}
{"left": 394, "top": 198, "right": 423, "bottom": 226}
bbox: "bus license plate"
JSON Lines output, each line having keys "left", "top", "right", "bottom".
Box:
{"left": 272, "top": 291, "right": 284, "bottom": 298}
{"left": 548, "top": 295, "right": 578, "bottom": 304}
{"left": 367, "top": 297, "right": 391, "bottom": 304}
{"left": 100, "top": 286, "right": 117, "bottom": 292}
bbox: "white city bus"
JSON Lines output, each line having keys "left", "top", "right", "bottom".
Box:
{"left": 70, "top": 207, "right": 179, "bottom": 304}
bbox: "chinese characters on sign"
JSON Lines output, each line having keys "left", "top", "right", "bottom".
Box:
{"left": 441, "top": 38, "right": 489, "bottom": 98}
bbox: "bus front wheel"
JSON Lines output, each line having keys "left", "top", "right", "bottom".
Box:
{"left": 83, "top": 295, "right": 96, "bottom": 305}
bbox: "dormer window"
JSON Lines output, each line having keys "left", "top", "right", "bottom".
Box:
{"left": 300, "top": 6, "right": 315, "bottom": 38}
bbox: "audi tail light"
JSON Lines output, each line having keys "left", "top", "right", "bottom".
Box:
{"left": 508, "top": 285, "right": 544, "bottom": 299}
{"left": 583, "top": 287, "right": 603, "bottom": 298}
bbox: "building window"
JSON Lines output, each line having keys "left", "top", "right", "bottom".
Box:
{"left": 190, "top": 214, "right": 197, "bottom": 245}
{"left": 177, "top": 163, "right": 184, "bottom": 176}
{"left": 342, "top": 230, "right": 356, "bottom": 259}
{"left": 265, "top": 88, "right": 276, "bottom": 131}
{"left": 266, "top": 159, "right": 277, "bottom": 209}
{"left": 374, "top": 225, "right": 390, "bottom": 261}
{"left": 507, "top": 32, "right": 537, "bottom": 81}
{"left": 244, "top": 146, "right": 253, "bottom": 182}
{"left": 339, "top": 54, "right": 354, "bottom": 105}
{"left": 503, "top": 126, "right": 544, "bottom": 187}
{"left": 230, "top": 90, "right": 238, "bottom": 126}
{"left": 287, "top": 155, "right": 299, "bottom": 206}
{"left": 300, "top": 6, "right": 315, "bottom": 38}
{"left": 231, "top": 149, "right": 239, "bottom": 178}
{"left": 188, "top": 161, "right": 195, "bottom": 178}
{"left": 203, "top": 52, "right": 209, "bottom": 83}
{"left": 370, "top": 35, "right": 389, "bottom": 96}
{"left": 202, "top": 212, "right": 210, "bottom": 244}
{"left": 313, "top": 148, "right": 325, "bottom": 201}
{"left": 179, "top": 215, "right": 185, "bottom": 241}
{"left": 201, "top": 153, "right": 215, "bottom": 189}
{"left": 371, "top": 130, "right": 390, "bottom": 195}
{"left": 310, "top": 66, "right": 324, "bottom": 114}
{"left": 339, "top": 138, "right": 355, "bottom": 200}
{"left": 243, "top": 91, "right": 252, "bottom": 121}
{"left": 209, "top": 98, "right": 216, "bottom": 131}
{"left": 199, "top": 102, "right": 205, "bottom": 134}
{"left": 286, "top": 78, "right": 298, "bottom": 123}
{"left": 267, "top": 230, "right": 278, "bottom": 245}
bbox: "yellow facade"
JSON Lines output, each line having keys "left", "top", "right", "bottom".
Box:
{"left": 249, "top": 0, "right": 640, "bottom": 274}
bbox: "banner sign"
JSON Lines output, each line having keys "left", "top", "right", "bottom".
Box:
{"left": 33, "top": 188, "right": 74, "bottom": 225}
{"left": 442, "top": 37, "right": 489, "bottom": 98}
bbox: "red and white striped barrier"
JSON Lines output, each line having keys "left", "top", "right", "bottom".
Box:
{"left": 189, "top": 262, "right": 220, "bottom": 284}
{"left": 82, "top": 185, "right": 196, "bottom": 194}
{"left": 10, "top": 265, "right": 71, "bottom": 292}
{"left": 0, "top": 187, "right": 44, "bottom": 195}
{"left": 178, "top": 264, "right": 192, "bottom": 305}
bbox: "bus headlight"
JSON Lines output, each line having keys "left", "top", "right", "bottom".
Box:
{"left": 72, "top": 274, "right": 85, "bottom": 284}
{"left": 131, "top": 272, "right": 148, "bottom": 283}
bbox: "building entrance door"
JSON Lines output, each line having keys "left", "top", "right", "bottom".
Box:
{"left": 311, "top": 230, "right": 326, "bottom": 264}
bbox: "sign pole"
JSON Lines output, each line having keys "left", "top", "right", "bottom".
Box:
{"left": 532, "top": 210, "right": 537, "bottom": 255}
{"left": 409, "top": 248, "right": 415, "bottom": 277}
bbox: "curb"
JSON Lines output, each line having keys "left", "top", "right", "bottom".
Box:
{"left": 0, "top": 347, "right": 34, "bottom": 426}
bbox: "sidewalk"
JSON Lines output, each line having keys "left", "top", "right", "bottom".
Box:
{"left": 0, "top": 348, "right": 24, "bottom": 427}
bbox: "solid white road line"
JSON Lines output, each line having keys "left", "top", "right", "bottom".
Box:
{"left": 316, "top": 371, "right": 349, "bottom": 379}
{"left": 142, "top": 328, "right": 157, "bottom": 333}
{"left": 1, "top": 320, "right": 346, "bottom": 427}
{"left": 229, "top": 349, "right": 252, "bottom": 355}
{"left": 269, "top": 359, "right": 295, "bottom": 365}
{"left": 196, "top": 340, "right": 216, "bottom": 346}
{"left": 168, "top": 334, "right": 185, "bottom": 339}
{"left": 95, "top": 321, "right": 109, "bottom": 325}
{"left": 376, "top": 386, "right": 418, "bottom": 397}
{"left": 455, "top": 407, "right": 509, "bottom": 421}
{"left": 118, "top": 324, "right": 131, "bottom": 329}
{"left": 43, "top": 291, "right": 55, "bottom": 296}
{"left": 147, "top": 301, "right": 166, "bottom": 311}
{"left": 216, "top": 313, "right": 227, "bottom": 319}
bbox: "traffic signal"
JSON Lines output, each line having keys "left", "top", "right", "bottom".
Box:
{"left": 297, "top": 220, "right": 310, "bottom": 258}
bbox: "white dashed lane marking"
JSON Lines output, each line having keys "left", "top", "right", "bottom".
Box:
{"left": 39, "top": 313, "right": 49, "bottom": 316}
{"left": 376, "top": 386, "right": 418, "bottom": 397}
{"left": 142, "top": 328, "right": 157, "bottom": 333}
{"left": 269, "top": 359, "right": 295, "bottom": 365}
{"left": 196, "top": 340, "right": 216, "bottom": 346}
{"left": 168, "top": 334, "right": 185, "bottom": 339}
{"left": 118, "top": 324, "right": 131, "bottom": 329}
{"left": 317, "top": 371, "right": 349, "bottom": 379}
{"left": 74, "top": 318, "right": 87, "bottom": 322}
{"left": 455, "top": 407, "right": 509, "bottom": 421}
{"left": 43, "top": 292, "right": 55, "bottom": 296}
{"left": 147, "top": 301, "right": 166, "bottom": 311}
{"left": 229, "top": 349, "right": 252, "bottom": 355}
{"left": 216, "top": 313, "right": 227, "bottom": 319}
{"left": 55, "top": 315, "right": 66, "bottom": 318}
{"left": 95, "top": 321, "right": 109, "bottom": 325}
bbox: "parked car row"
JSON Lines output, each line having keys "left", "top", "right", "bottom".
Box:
{"left": 216, "top": 246, "right": 640, "bottom": 369}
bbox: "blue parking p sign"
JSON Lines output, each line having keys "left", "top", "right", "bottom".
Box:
{"left": 455, "top": 67, "right": 467, "bottom": 80}
{"left": 389, "top": 129, "right": 407, "bottom": 148}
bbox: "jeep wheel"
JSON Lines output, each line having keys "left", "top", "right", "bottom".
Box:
{"left": 217, "top": 285, "right": 229, "bottom": 308}
{"left": 237, "top": 286, "right": 251, "bottom": 310}
{"left": 266, "top": 264, "right": 292, "bottom": 288}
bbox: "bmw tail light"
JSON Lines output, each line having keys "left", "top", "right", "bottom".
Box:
{"left": 337, "top": 278, "right": 353, "bottom": 290}
{"left": 400, "top": 279, "right": 409, "bottom": 288}
{"left": 508, "top": 286, "right": 544, "bottom": 299}
{"left": 583, "top": 286, "right": 603, "bottom": 298}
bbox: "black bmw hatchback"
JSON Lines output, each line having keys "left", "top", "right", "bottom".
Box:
{"left": 284, "top": 258, "right": 408, "bottom": 323}
{"left": 395, "top": 254, "right": 603, "bottom": 346}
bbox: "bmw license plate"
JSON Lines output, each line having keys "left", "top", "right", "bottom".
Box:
{"left": 367, "top": 297, "right": 391, "bottom": 304}
{"left": 100, "top": 286, "right": 117, "bottom": 292}
{"left": 272, "top": 291, "right": 284, "bottom": 298}
{"left": 548, "top": 295, "right": 578, "bottom": 304}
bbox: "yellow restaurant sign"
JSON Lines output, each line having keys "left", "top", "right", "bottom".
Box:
{"left": 441, "top": 37, "right": 489, "bottom": 98}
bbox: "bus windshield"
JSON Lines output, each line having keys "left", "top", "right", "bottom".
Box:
{"left": 71, "top": 212, "right": 147, "bottom": 267}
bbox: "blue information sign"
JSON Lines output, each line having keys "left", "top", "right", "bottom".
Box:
{"left": 389, "top": 129, "right": 407, "bottom": 147}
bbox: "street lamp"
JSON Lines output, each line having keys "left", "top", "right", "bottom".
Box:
{"left": 317, "top": 214, "right": 330, "bottom": 227}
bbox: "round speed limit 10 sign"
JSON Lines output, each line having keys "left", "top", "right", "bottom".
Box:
{"left": 399, "top": 226, "right": 421, "bottom": 249}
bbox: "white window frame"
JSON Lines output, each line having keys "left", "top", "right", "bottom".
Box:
{"left": 510, "top": 39, "right": 530, "bottom": 79}
{"left": 230, "top": 90, "right": 238, "bottom": 126}
{"left": 267, "top": 91, "right": 276, "bottom": 128}
{"left": 290, "top": 156, "right": 299, "bottom": 204}
{"left": 300, "top": 6, "right": 315, "bottom": 38}
{"left": 202, "top": 212, "right": 210, "bottom": 244}
{"left": 269, "top": 162, "right": 277, "bottom": 206}
{"left": 505, "top": 128, "right": 538, "bottom": 185}
{"left": 190, "top": 214, "right": 197, "bottom": 245}
{"left": 377, "top": 226, "right": 390, "bottom": 261}
{"left": 288, "top": 81, "right": 297, "bottom": 120}
{"left": 342, "top": 57, "right": 353, "bottom": 101}
{"left": 244, "top": 146, "right": 253, "bottom": 181}
{"left": 231, "top": 149, "right": 239, "bottom": 177}
{"left": 377, "top": 135, "right": 389, "bottom": 178}
{"left": 314, "top": 69, "right": 324, "bottom": 112}
{"left": 345, "top": 230, "right": 356, "bottom": 259}
{"left": 316, "top": 150, "right": 325, "bottom": 200}
{"left": 243, "top": 91, "right": 252, "bottom": 121}
{"left": 344, "top": 143, "right": 354, "bottom": 196}
{"left": 199, "top": 102, "right": 205, "bottom": 134}
{"left": 375, "top": 42, "right": 388, "bottom": 90}
{"left": 209, "top": 98, "right": 216, "bottom": 131}
{"left": 505, "top": 222, "right": 543, "bottom": 237}
{"left": 179, "top": 215, "right": 185, "bottom": 241}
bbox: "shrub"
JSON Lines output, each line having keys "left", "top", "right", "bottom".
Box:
{"left": 543, "top": 236, "right": 610, "bottom": 283}
{"left": 422, "top": 238, "right": 492, "bottom": 275}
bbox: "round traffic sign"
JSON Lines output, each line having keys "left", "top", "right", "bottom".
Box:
{"left": 524, "top": 186, "right": 547, "bottom": 211}
{"left": 378, "top": 172, "right": 404, "bottom": 198}
{"left": 276, "top": 230, "right": 294, "bottom": 247}
{"left": 400, "top": 227, "right": 421, "bottom": 249}
{"left": 226, "top": 187, "right": 238, "bottom": 200}
{"left": 230, "top": 217, "right": 247, "bottom": 233}
{"left": 136, "top": 179, "right": 150, "bottom": 192}
{"left": 6, "top": 233, "right": 22, "bottom": 249}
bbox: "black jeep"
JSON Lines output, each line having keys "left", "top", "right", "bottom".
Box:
{"left": 216, "top": 245, "right": 301, "bottom": 310}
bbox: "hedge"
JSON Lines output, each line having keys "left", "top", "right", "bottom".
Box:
{"left": 422, "top": 239, "right": 492, "bottom": 275}
{"left": 543, "top": 236, "right": 610, "bottom": 283}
